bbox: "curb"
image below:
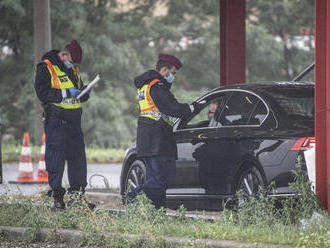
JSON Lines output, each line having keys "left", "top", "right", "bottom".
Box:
{"left": 85, "top": 191, "right": 121, "bottom": 200}
{"left": 86, "top": 191, "right": 222, "bottom": 221}
{"left": 0, "top": 226, "right": 296, "bottom": 248}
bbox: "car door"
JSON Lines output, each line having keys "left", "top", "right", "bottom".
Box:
{"left": 167, "top": 92, "right": 231, "bottom": 195}
{"left": 198, "top": 90, "right": 271, "bottom": 195}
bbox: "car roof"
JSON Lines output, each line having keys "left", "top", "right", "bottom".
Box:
{"left": 211, "top": 81, "right": 314, "bottom": 92}
{"left": 196, "top": 81, "right": 314, "bottom": 102}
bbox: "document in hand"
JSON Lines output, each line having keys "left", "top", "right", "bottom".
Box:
{"left": 77, "top": 74, "right": 101, "bottom": 99}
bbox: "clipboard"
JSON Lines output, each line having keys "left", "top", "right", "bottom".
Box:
{"left": 77, "top": 74, "right": 101, "bottom": 99}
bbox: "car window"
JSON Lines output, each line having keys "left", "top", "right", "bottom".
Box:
{"left": 277, "top": 97, "right": 314, "bottom": 118}
{"left": 265, "top": 86, "right": 314, "bottom": 120}
{"left": 248, "top": 99, "right": 268, "bottom": 125}
{"left": 180, "top": 95, "right": 229, "bottom": 129}
{"left": 216, "top": 91, "right": 265, "bottom": 126}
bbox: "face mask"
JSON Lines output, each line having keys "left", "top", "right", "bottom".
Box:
{"left": 164, "top": 73, "right": 175, "bottom": 83}
{"left": 64, "top": 60, "right": 73, "bottom": 69}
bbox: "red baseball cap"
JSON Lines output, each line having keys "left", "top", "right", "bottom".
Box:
{"left": 66, "top": 40, "right": 82, "bottom": 64}
{"left": 158, "top": 53, "right": 183, "bottom": 70}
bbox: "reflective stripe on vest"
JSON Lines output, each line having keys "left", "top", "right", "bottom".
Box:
{"left": 137, "top": 79, "right": 176, "bottom": 126}
{"left": 43, "top": 59, "right": 82, "bottom": 109}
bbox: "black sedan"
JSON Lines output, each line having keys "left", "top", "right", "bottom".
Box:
{"left": 120, "top": 82, "right": 315, "bottom": 210}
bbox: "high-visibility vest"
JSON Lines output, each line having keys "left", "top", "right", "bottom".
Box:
{"left": 43, "top": 59, "right": 82, "bottom": 109}
{"left": 137, "top": 79, "right": 176, "bottom": 126}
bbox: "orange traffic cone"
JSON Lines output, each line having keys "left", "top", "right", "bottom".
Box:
{"left": 36, "top": 133, "right": 48, "bottom": 183}
{"left": 9, "top": 133, "right": 34, "bottom": 184}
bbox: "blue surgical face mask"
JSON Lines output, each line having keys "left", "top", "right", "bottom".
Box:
{"left": 164, "top": 73, "right": 175, "bottom": 83}
{"left": 64, "top": 60, "right": 73, "bottom": 69}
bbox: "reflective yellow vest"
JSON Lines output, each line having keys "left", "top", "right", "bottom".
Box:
{"left": 137, "top": 79, "right": 176, "bottom": 126}
{"left": 43, "top": 59, "right": 82, "bottom": 109}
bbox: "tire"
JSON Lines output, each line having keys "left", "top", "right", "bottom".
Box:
{"left": 234, "top": 166, "right": 265, "bottom": 206}
{"left": 124, "top": 160, "right": 146, "bottom": 194}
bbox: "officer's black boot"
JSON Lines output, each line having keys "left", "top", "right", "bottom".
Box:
{"left": 51, "top": 196, "right": 65, "bottom": 212}
{"left": 67, "top": 191, "right": 96, "bottom": 210}
{"left": 48, "top": 190, "right": 66, "bottom": 212}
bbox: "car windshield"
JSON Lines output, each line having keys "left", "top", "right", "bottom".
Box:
{"left": 266, "top": 86, "right": 314, "bottom": 119}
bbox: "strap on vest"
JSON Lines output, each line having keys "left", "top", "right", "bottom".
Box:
{"left": 43, "top": 59, "right": 60, "bottom": 89}
{"left": 73, "top": 66, "right": 81, "bottom": 81}
{"left": 140, "top": 79, "right": 160, "bottom": 113}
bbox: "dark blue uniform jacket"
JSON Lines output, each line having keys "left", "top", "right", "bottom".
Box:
{"left": 34, "top": 50, "right": 89, "bottom": 122}
{"left": 134, "top": 70, "right": 192, "bottom": 158}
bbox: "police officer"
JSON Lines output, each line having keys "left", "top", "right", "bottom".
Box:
{"left": 34, "top": 40, "right": 93, "bottom": 211}
{"left": 125, "top": 53, "right": 200, "bottom": 208}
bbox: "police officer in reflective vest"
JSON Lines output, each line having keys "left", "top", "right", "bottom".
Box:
{"left": 34, "top": 40, "right": 93, "bottom": 211}
{"left": 126, "top": 53, "right": 198, "bottom": 208}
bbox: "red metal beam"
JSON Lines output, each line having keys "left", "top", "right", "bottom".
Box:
{"left": 219, "top": 0, "right": 246, "bottom": 86}
{"left": 315, "top": 0, "right": 330, "bottom": 211}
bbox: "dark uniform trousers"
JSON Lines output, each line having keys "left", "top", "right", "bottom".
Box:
{"left": 127, "top": 156, "right": 176, "bottom": 209}
{"left": 44, "top": 118, "right": 87, "bottom": 200}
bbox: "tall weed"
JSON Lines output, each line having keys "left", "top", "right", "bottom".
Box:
{"left": 0, "top": 159, "right": 329, "bottom": 247}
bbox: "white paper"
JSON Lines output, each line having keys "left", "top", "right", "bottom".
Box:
{"left": 77, "top": 74, "right": 100, "bottom": 99}
{"left": 304, "top": 147, "right": 315, "bottom": 192}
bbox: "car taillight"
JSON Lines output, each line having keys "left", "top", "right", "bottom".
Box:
{"left": 290, "top": 137, "right": 315, "bottom": 151}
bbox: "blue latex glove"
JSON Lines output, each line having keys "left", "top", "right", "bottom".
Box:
{"left": 69, "top": 87, "right": 81, "bottom": 97}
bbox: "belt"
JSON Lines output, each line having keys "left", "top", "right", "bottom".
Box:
{"left": 46, "top": 117, "right": 80, "bottom": 125}
{"left": 60, "top": 119, "right": 69, "bottom": 125}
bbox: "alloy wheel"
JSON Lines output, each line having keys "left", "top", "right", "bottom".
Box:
{"left": 125, "top": 160, "right": 146, "bottom": 193}
{"left": 235, "top": 166, "right": 264, "bottom": 207}
{"left": 238, "top": 171, "right": 261, "bottom": 197}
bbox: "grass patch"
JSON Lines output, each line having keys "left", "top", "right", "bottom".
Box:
{"left": 0, "top": 157, "right": 329, "bottom": 247}
{"left": 1, "top": 142, "right": 126, "bottom": 164}
{"left": 85, "top": 146, "right": 126, "bottom": 163}
{"left": 1, "top": 171, "right": 329, "bottom": 247}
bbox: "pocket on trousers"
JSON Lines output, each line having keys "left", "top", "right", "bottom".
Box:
{"left": 45, "top": 120, "right": 63, "bottom": 149}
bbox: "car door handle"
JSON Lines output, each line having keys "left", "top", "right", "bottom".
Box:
{"left": 191, "top": 133, "right": 209, "bottom": 144}
{"left": 197, "top": 134, "right": 208, "bottom": 140}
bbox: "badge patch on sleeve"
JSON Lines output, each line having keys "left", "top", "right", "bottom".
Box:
{"left": 138, "top": 90, "right": 145, "bottom": 100}
{"left": 59, "top": 75, "right": 69, "bottom": 82}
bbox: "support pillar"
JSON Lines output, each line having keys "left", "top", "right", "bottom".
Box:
{"left": 219, "top": 0, "right": 246, "bottom": 86}
{"left": 315, "top": 0, "right": 330, "bottom": 211}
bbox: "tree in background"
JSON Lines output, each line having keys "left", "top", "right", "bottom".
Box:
{"left": 246, "top": 0, "right": 315, "bottom": 81}
{"left": 0, "top": 0, "right": 35, "bottom": 141}
{"left": 0, "top": 0, "right": 315, "bottom": 147}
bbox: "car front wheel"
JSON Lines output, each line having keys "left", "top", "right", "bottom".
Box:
{"left": 124, "top": 160, "right": 146, "bottom": 194}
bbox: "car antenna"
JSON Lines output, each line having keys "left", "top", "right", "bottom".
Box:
{"left": 291, "top": 63, "right": 315, "bottom": 82}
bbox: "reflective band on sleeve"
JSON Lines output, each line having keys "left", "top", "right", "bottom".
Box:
{"left": 189, "top": 105, "right": 194, "bottom": 112}
{"left": 139, "top": 112, "right": 162, "bottom": 118}
{"left": 61, "top": 89, "right": 67, "bottom": 98}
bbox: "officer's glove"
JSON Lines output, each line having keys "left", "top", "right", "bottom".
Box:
{"left": 69, "top": 87, "right": 81, "bottom": 98}
{"left": 191, "top": 101, "right": 204, "bottom": 113}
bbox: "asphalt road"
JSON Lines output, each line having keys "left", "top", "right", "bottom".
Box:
{"left": 0, "top": 163, "right": 122, "bottom": 196}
